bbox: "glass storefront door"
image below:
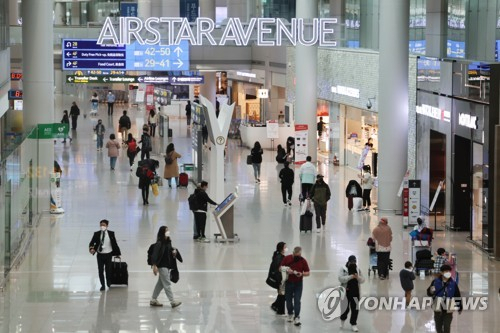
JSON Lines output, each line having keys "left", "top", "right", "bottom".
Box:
{"left": 472, "top": 142, "right": 487, "bottom": 247}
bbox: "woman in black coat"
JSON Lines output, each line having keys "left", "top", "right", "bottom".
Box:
{"left": 275, "top": 144, "right": 287, "bottom": 164}
{"left": 268, "top": 242, "right": 287, "bottom": 315}
{"left": 345, "top": 180, "right": 362, "bottom": 211}
{"left": 138, "top": 159, "right": 159, "bottom": 205}
{"left": 251, "top": 141, "right": 263, "bottom": 183}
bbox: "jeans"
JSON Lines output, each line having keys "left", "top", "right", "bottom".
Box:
{"left": 194, "top": 212, "right": 207, "bottom": 238}
{"left": 285, "top": 280, "right": 303, "bottom": 318}
{"left": 434, "top": 311, "right": 453, "bottom": 333}
{"left": 150, "top": 124, "right": 156, "bottom": 137}
{"left": 362, "top": 189, "right": 372, "bottom": 207}
{"left": 340, "top": 292, "right": 359, "bottom": 325}
{"left": 96, "top": 252, "right": 113, "bottom": 288}
{"left": 301, "top": 183, "right": 313, "bottom": 200}
{"left": 92, "top": 101, "right": 98, "bottom": 111}
{"left": 110, "top": 157, "right": 117, "bottom": 170}
{"left": 120, "top": 127, "right": 128, "bottom": 142}
{"left": 107, "top": 102, "right": 114, "bottom": 115}
{"left": 152, "top": 267, "right": 174, "bottom": 302}
{"left": 314, "top": 203, "right": 327, "bottom": 228}
{"left": 168, "top": 177, "right": 179, "bottom": 187}
{"left": 252, "top": 163, "right": 261, "bottom": 180}
{"left": 281, "top": 184, "right": 292, "bottom": 203}
{"left": 377, "top": 251, "right": 391, "bottom": 277}
{"left": 96, "top": 135, "right": 104, "bottom": 149}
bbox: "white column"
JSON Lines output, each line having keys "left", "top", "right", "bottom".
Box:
{"left": 161, "top": 0, "right": 180, "bottom": 16}
{"left": 200, "top": 72, "right": 217, "bottom": 120}
{"left": 201, "top": 0, "right": 215, "bottom": 20}
{"left": 227, "top": 0, "right": 248, "bottom": 21}
{"left": 9, "top": 0, "right": 19, "bottom": 25}
{"left": 295, "top": 0, "right": 318, "bottom": 160}
{"left": 70, "top": 1, "right": 81, "bottom": 26}
{"left": 426, "top": 0, "right": 447, "bottom": 58}
{"left": 377, "top": 0, "right": 410, "bottom": 211}
{"left": 138, "top": 0, "right": 152, "bottom": 19}
{"left": 54, "top": 2, "right": 65, "bottom": 25}
{"left": 22, "top": 0, "right": 55, "bottom": 212}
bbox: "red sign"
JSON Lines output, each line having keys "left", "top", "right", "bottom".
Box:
{"left": 295, "top": 124, "right": 308, "bottom": 131}
{"left": 403, "top": 188, "right": 409, "bottom": 217}
{"left": 145, "top": 84, "right": 155, "bottom": 110}
{"left": 11, "top": 72, "right": 23, "bottom": 81}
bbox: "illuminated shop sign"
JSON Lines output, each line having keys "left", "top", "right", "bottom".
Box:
{"left": 237, "top": 71, "right": 257, "bottom": 78}
{"left": 97, "top": 17, "right": 337, "bottom": 47}
{"left": 458, "top": 113, "right": 478, "bottom": 129}
{"left": 331, "top": 85, "right": 360, "bottom": 99}
{"left": 416, "top": 104, "right": 450, "bottom": 122}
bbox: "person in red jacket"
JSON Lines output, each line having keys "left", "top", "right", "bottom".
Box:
{"left": 280, "top": 246, "right": 310, "bottom": 327}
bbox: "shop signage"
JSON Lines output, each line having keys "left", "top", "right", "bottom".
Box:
{"left": 120, "top": 2, "right": 138, "bottom": 17}
{"left": 97, "top": 17, "right": 337, "bottom": 47}
{"left": 331, "top": 85, "right": 360, "bottom": 99}
{"left": 266, "top": 120, "right": 279, "bottom": 139}
{"left": 458, "top": 113, "right": 478, "bottom": 129}
{"left": 37, "top": 123, "right": 69, "bottom": 139}
{"left": 408, "top": 180, "right": 421, "bottom": 226}
{"left": 14, "top": 100, "right": 23, "bottom": 111}
{"left": 237, "top": 71, "right": 257, "bottom": 78}
{"left": 66, "top": 74, "right": 204, "bottom": 85}
{"left": 258, "top": 89, "right": 269, "bottom": 99}
{"left": 416, "top": 104, "right": 450, "bottom": 122}
{"left": 294, "top": 124, "right": 309, "bottom": 165}
{"left": 180, "top": 0, "right": 199, "bottom": 22}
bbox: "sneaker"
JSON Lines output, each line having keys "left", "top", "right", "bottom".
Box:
{"left": 171, "top": 301, "right": 182, "bottom": 308}
{"left": 294, "top": 317, "right": 301, "bottom": 326}
{"left": 284, "top": 203, "right": 288, "bottom": 207}
{"left": 288, "top": 200, "right": 292, "bottom": 206}
{"left": 340, "top": 320, "right": 345, "bottom": 329}
{"left": 200, "top": 237, "right": 210, "bottom": 243}
{"left": 352, "top": 325, "right": 359, "bottom": 332}
{"left": 287, "top": 315, "right": 294, "bottom": 322}
{"left": 150, "top": 299, "right": 163, "bottom": 307}
{"left": 257, "top": 178, "right": 261, "bottom": 183}
{"left": 317, "top": 229, "right": 321, "bottom": 233}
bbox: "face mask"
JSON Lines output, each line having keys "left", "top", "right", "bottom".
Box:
{"left": 100, "top": 226, "right": 107, "bottom": 231}
{"left": 165, "top": 231, "right": 170, "bottom": 238}
{"left": 284, "top": 247, "right": 288, "bottom": 253}
{"left": 443, "top": 272, "right": 452, "bottom": 279}
{"left": 418, "top": 221, "right": 423, "bottom": 225}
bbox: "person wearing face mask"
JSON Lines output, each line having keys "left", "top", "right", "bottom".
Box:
{"left": 399, "top": 261, "right": 416, "bottom": 308}
{"left": 88, "top": 220, "right": 121, "bottom": 291}
{"left": 427, "top": 264, "right": 462, "bottom": 333}
{"left": 413, "top": 216, "right": 427, "bottom": 232}
{"left": 338, "top": 255, "right": 365, "bottom": 332}
{"left": 280, "top": 247, "right": 310, "bottom": 326}
{"left": 150, "top": 226, "right": 182, "bottom": 308}
{"left": 268, "top": 242, "right": 287, "bottom": 315}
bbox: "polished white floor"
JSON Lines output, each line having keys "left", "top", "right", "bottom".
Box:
{"left": 1, "top": 97, "right": 499, "bottom": 332}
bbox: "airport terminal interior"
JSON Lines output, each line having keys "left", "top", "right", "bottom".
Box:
{"left": 1, "top": 0, "right": 500, "bottom": 332}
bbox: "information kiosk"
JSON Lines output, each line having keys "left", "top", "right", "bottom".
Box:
{"left": 213, "top": 192, "right": 239, "bottom": 242}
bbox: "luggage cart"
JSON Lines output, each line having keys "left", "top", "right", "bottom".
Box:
{"left": 412, "top": 240, "right": 433, "bottom": 275}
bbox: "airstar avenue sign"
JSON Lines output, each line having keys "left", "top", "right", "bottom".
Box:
{"left": 97, "top": 17, "right": 337, "bottom": 47}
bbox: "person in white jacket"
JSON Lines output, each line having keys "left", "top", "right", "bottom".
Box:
{"left": 298, "top": 156, "right": 316, "bottom": 200}
{"left": 338, "top": 255, "right": 365, "bottom": 332}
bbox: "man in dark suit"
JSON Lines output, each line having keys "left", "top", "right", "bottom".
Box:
{"left": 89, "top": 219, "right": 121, "bottom": 291}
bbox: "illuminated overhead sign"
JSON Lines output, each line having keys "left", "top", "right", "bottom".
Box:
{"left": 458, "top": 113, "right": 478, "bottom": 129}
{"left": 236, "top": 71, "right": 257, "bottom": 78}
{"left": 416, "top": 104, "right": 450, "bottom": 122}
{"left": 63, "top": 39, "right": 189, "bottom": 71}
{"left": 66, "top": 74, "right": 204, "bottom": 85}
{"left": 8, "top": 90, "right": 23, "bottom": 100}
{"left": 331, "top": 85, "right": 360, "bottom": 98}
{"left": 97, "top": 17, "right": 337, "bottom": 47}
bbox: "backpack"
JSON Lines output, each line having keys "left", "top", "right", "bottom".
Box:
{"left": 128, "top": 140, "right": 137, "bottom": 153}
{"left": 142, "top": 135, "right": 152, "bottom": 151}
{"left": 188, "top": 192, "right": 200, "bottom": 211}
{"left": 147, "top": 243, "right": 156, "bottom": 266}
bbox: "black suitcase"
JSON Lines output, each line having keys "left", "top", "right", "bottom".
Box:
{"left": 415, "top": 259, "right": 434, "bottom": 269}
{"left": 300, "top": 213, "right": 313, "bottom": 232}
{"left": 109, "top": 257, "right": 128, "bottom": 286}
{"left": 416, "top": 249, "right": 432, "bottom": 260}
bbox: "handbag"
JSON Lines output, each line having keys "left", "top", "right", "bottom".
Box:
{"left": 246, "top": 154, "right": 253, "bottom": 165}
{"left": 93, "top": 133, "right": 97, "bottom": 141}
{"left": 266, "top": 274, "right": 280, "bottom": 290}
{"left": 151, "top": 183, "right": 159, "bottom": 196}
{"left": 170, "top": 268, "right": 179, "bottom": 283}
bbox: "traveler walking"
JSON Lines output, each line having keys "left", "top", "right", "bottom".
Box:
{"left": 275, "top": 144, "right": 287, "bottom": 164}
{"left": 185, "top": 101, "right": 192, "bottom": 126}
{"left": 279, "top": 161, "right": 294, "bottom": 206}
{"left": 310, "top": 174, "right": 331, "bottom": 232}
{"left": 164, "top": 143, "right": 182, "bottom": 188}
{"left": 399, "top": 261, "right": 416, "bottom": 307}
{"left": 268, "top": 242, "right": 287, "bottom": 315}
{"left": 338, "top": 255, "right": 364, "bottom": 332}
{"left": 137, "top": 159, "right": 159, "bottom": 205}
{"left": 148, "top": 109, "right": 158, "bottom": 137}
{"left": 105, "top": 134, "right": 121, "bottom": 171}
{"left": 139, "top": 125, "right": 152, "bottom": 160}
{"left": 150, "top": 226, "right": 182, "bottom": 308}
{"left": 91, "top": 92, "right": 99, "bottom": 114}
{"left": 60, "top": 110, "right": 72, "bottom": 144}
{"left": 192, "top": 181, "right": 217, "bottom": 242}
{"left": 69, "top": 101, "right": 80, "bottom": 130}
{"left": 317, "top": 117, "right": 325, "bottom": 139}
{"left": 107, "top": 91, "right": 116, "bottom": 115}
{"left": 125, "top": 133, "right": 139, "bottom": 170}
{"left": 88, "top": 219, "right": 121, "bottom": 291}
{"left": 427, "top": 264, "right": 462, "bottom": 333}
{"left": 372, "top": 217, "right": 393, "bottom": 279}
{"left": 250, "top": 141, "right": 263, "bottom": 183}
{"left": 280, "top": 246, "right": 310, "bottom": 326}
{"left": 94, "top": 119, "right": 105, "bottom": 151}
{"left": 118, "top": 110, "right": 131, "bottom": 143}
{"left": 360, "top": 165, "right": 373, "bottom": 211}
{"left": 298, "top": 156, "right": 316, "bottom": 199}
{"left": 433, "top": 248, "right": 450, "bottom": 274}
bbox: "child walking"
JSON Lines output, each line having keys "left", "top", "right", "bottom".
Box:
{"left": 399, "top": 261, "right": 416, "bottom": 308}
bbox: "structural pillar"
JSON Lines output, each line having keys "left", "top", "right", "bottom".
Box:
{"left": 70, "top": 1, "right": 81, "bottom": 26}
{"left": 359, "top": 0, "right": 379, "bottom": 50}
{"left": 330, "top": 0, "right": 345, "bottom": 47}
{"left": 54, "top": 2, "right": 66, "bottom": 25}
{"left": 160, "top": 0, "right": 180, "bottom": 17}
{"left": 138, "top": 0, "right": 152, "bottom": 19}
{"left": 227, "top": 0, "right": 248, "bottom": 21}
{"left": 295, "top": 0, "right": 318, "bottom": 159}
{"left": 22, "top": 0, "right": 55, "bottom": 212}
{"left": 425, "top": 0, "right": 447, "bottom": 58}
{"left": 199, "top": 0, "right": 217, "bottom": 107}
{"left": 377, "top": 0, "right": 410, "bottom": 212}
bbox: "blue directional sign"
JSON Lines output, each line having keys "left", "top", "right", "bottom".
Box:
{"left": 120, "top": 2, "right": 138, "bottom": 17}
{"left": 62, "top": 39, "right": 190, "bottom": 71}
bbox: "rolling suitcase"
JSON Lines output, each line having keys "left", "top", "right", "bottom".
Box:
{"left": 348, "top": 195, "right": 354, "bottom": 210}
{"left": 300, "top": 213, "right": 313, "bottom": 233}
{"left": 178, "top": 172, "right": 189, "bottom": 187}
{"left": 353, "top": 197, "right": 363, "bottom": 211}
{"left": 109, "top": 257, "right": 128, "bottom": 286}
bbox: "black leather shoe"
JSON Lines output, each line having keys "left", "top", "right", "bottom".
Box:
{"left": 100, "top": 286, "right": 105, "bottom": 291}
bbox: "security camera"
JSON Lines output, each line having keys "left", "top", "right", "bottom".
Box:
{"left": 366, "top": 101, "right": 372, "bottom": 110}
